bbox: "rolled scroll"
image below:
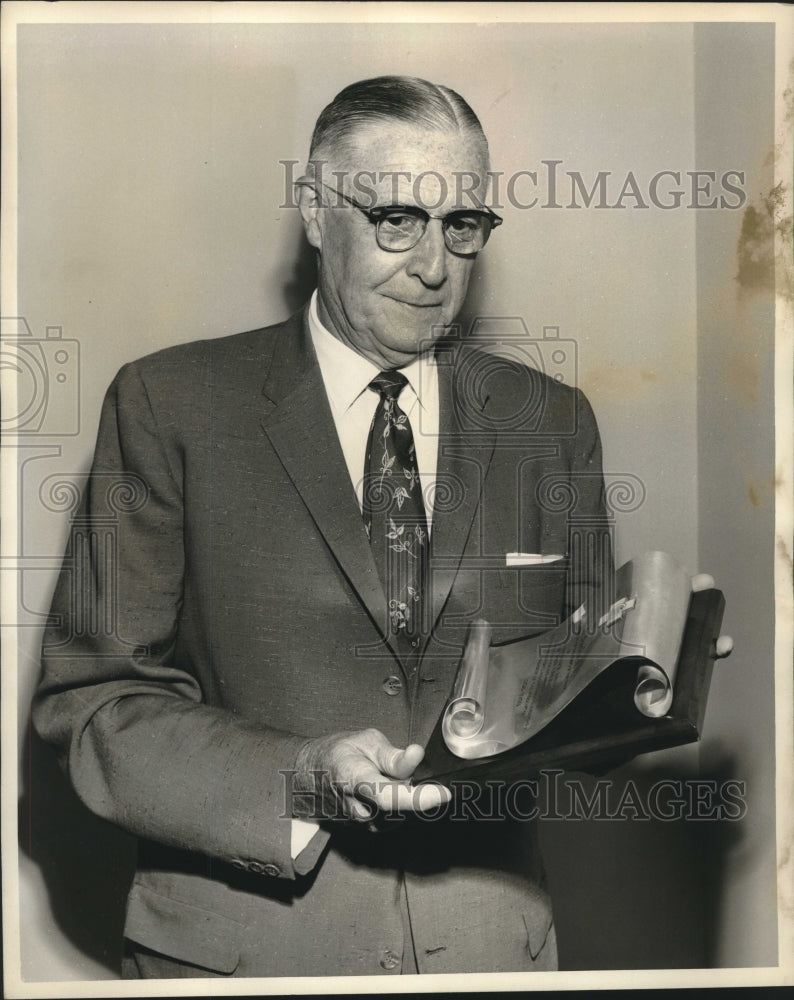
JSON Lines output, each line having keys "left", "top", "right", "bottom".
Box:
{"left": 442, "top": 551, "right": 693, "bottom": 760}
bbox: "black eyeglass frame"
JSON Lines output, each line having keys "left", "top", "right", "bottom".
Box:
{"left": 306, "top": 179, "right": 503, "bottom": 255}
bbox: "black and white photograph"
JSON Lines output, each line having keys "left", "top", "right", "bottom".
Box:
{"left": 2, "top": 2, "right": 792, "bottom": 994}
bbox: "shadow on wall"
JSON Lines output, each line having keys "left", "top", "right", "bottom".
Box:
{"left": 698, "top": 739, "right": 777, "bottom": 967}
{"left": 19, "top": 724, "right": 136, "bottom": 977}
{"left": 538, "top": 747, "right": 750, "bottom": 971}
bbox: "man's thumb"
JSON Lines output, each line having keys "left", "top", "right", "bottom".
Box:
{"left": 377, "top": 741, "right": 425, "bottom": 779}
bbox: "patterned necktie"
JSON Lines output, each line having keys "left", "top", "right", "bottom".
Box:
{"left": 363, "top": 371, "right": 429, "bottom": 646}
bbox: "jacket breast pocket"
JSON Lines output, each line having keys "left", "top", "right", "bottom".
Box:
{"left": 485, "top": 562, "right": 568, "bottom": 644}
{"left": 436, "top": 559, "right": 568, "bottom": 649}
{"left": 124, "top": 881, "right": 243, "bottom": 975}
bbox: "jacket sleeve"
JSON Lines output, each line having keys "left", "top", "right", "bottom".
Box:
{"left": 32, "top": 362, "right": 328, "bottom": 880}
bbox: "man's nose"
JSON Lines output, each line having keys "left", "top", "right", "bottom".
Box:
{"left": 405, "top": 220, "right": 448, "bottom": 287}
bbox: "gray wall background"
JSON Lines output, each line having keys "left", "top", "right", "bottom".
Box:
{"left": 13, "top": 20, "right": 777, "bottom": 979}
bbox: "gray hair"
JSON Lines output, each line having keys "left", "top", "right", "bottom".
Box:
{"left": 309, "top": 75, "right": 489, "bottom": 167}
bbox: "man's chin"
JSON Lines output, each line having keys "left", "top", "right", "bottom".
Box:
{"left": 380, "top": 327, "right": 445, "bottom": 360}
{"left": 386, "top": 317, "right": 450, "bottom": 354}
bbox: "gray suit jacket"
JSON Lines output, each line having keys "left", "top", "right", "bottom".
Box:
{"left": 33, "top": 308, "right": 611, "bottom": 977}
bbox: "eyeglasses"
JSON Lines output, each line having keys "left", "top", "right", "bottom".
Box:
{"left": 309, "top": 180, "right": 502, "bottom": 255}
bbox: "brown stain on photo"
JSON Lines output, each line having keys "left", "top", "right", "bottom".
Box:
{"left": 734, "top": 184, "right": 793, "bottom": 297}
{"left": 776, "top": 534, "right": 793, "bottom": 580}
{"left": 736, "top": 198, "right": 775, "bottom": 293}
{"left": 746, "top": 471, "right": 786, "bottom": 511}
{"left": 738, "top": 61, "right": 794, "bottom": 302}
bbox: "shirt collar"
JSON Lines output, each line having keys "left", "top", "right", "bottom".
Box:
{"left": 307, "top": 290, "right": 435, "bottom": 414}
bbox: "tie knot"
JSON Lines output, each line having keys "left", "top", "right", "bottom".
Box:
{"left": 369, "top": 370, "right": 409, "bottom": 401}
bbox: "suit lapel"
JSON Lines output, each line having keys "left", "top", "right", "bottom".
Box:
{"left": 259, "top": 316, "right": 496, "bottom": 666}
{"left": 425, "top": 344, "right": 496, "bottom": 645}
{"left": 259, "top": 312, "right": 396, "bottom": 661}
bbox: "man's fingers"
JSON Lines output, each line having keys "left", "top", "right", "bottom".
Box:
{"left": 689, "top": 577, "right": 731, "bottom": 658}
{"left": 345, "top": 773, "right": 451, "bottom": 821}
{"left": 326, "top": 730, "right": 451, "bottom": 820}
{"left": 370, "top": 779, "right": 452, "bottom": 815}
{"left": 715, "top": 635, "right": 734, "bottom": 658}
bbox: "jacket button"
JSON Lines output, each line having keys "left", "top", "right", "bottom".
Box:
{"left": 262, "top": 862, "right": 281, "bottom": 877}
{"left": 378, "top": 948, "right": 401, "bottom": 970}
{"left": 382, "top": 675, "right": 402, "bottom": 696}
{"left": 230, "top": 859, "right": 246, "bottom": 870}
{"left": 247, "top": 860, "right": 266, "bottom": 874}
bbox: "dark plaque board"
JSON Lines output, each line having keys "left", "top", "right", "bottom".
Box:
{"left": 415, "top": 588, "right": 725, "bottom": 786}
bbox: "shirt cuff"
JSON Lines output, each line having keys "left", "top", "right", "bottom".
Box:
{"left": 291, "top": 818, "right": 318, "bottom": 857}
{"left": 290, "top": 819, "right": 330, "bottom": 875}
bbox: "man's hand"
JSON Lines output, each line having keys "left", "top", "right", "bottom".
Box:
{"left": 691, "top": 572, "right": 733, "bottom": 658}
{"left": 291, "top": 728, "right": 451, "bottom": 824}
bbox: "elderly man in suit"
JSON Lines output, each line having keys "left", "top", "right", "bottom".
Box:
{"left": 33, "top": 76, "right": 613, "bottom": 978}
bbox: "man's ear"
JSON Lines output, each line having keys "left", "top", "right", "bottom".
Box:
{"left": 296, "top": 182, "right": 323, "bottom": 251}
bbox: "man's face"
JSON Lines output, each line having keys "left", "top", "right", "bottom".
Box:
{"left": 305, "top": 123, "right": 490, "bottom": 369}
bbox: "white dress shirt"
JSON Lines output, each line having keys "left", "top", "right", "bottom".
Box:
{"left": 307, "top": 291, "right": 440, "bottom": 529}
{"left": 290, "top": 292, "right": 440, "bottom": 858}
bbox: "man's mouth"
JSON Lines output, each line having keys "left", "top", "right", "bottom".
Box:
{"left": 385, "top": 296, "right": 444, "bottom": 309}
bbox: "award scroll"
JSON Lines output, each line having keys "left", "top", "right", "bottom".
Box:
{"left": 416, "top": 551, "right": 726, "bottom": 786}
